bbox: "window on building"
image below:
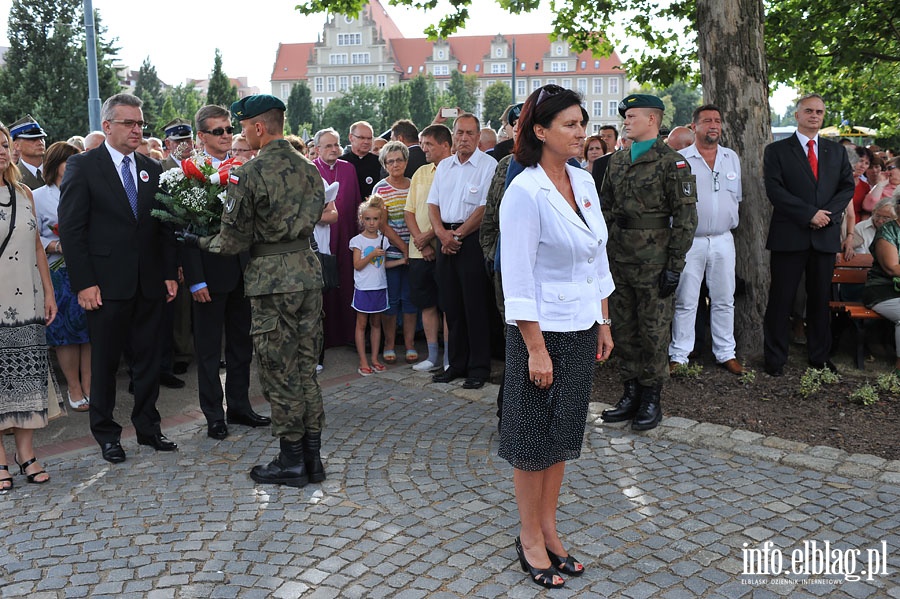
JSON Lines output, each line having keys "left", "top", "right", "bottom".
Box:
{"left": 281, "top": 83, "right": 290, "bottom": 99}
{"left": 594, "top": 60, "right": 600, "bottom": 68}
{"left": 551, "top": 61, "right": 569, "bottom": 72}
{"left": 495, "top": 47, "right": 503, "bottom": 57}
{"left": 593, "top": 123, "right": 601, "bottom": 134}
{"left": 491, "top": 63, "right": 509, "bottom": 74}
{"left": 329, "top": 53, "right": 348, "bottom": 65}
{"left": 546, "top": 78, "right": 556, "bottom": 85}
{"left": 433, "top": 64, "right": 450, "bottom": 76}
{"left": 327, "top": 76, "right": 336, "bottom": 92}
{"left": 339, "top": 76, "right": 349, "bottom": 91}
{"left": 532, "top": 79, "right": 541, "bottom": 91}
{"left": 351, "top": 53, "right": 370, "bottom": 65}
{"left": 608, "top": 100, "right": 617, "bottom": 117}
{"left": 315, "top": 77, "right": 324, "bottom": 93}
{"left": 555, "top": 45, "right": 564, "bottom": 55}
{"left": 352, "top": 75, "right": 361, "bottom": 86}
{"left": 315, "top": 98, "right": 324, "bottom": 107}
{"left": 475, "top": 64, "right": 481, "bottom": 72}
{"left": 609, "top": 77, "right": 619, "bottom": 94}
{"left": 577, "top": 78, "right": 587, "bottom": 95}
{"left": 377, "top": 75, "right": 387, "bottom": 87}
{"left": 581, "top": 61, "right": 586, "bottom": 70}
{"left": 593, "top": 77, "right": 603, "bottom": 94}
{"left": 337, "top": 33, "right": 361, "bottom": 46}
{"left": 364, "top": 75, "right": 374, "bottom": 85}
{"left": 462, "top": 64, "right": 467, "bottom": 72}
{"left": 562, "top": 78, "right": 572, "bottom": 89}
{"left": 407, "top": 66, "right": 412, "bottom": 74}
{"left": 593, "top": 101, "right": 603, "bottom": 117}
{"left": 438, "top": 49, "right": 445, "bottom": 59}
{"left": 517, "top": 80, "right": 526, "bottom": 97}
{"left": 521, "top": 62, "right": 526, "bottom": 71}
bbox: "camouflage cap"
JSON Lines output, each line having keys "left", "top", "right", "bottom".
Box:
{"left": 10, "top": 114, "right": 46, "bottom": 139}
{"left": 618, "top": 94, "right": 665, "bottom": 117}
{"left": 231, "top": 94, "right": 286, "bottom": 121}
{"left": 163, "top": 118, "right": 193, "bottom": 140}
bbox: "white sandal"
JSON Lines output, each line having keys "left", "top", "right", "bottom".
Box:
{"left": 67, "top": 392, "right": 90, "bottom": 412}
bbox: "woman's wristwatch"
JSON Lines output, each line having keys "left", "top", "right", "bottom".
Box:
{"left": 599, "top": 318, "right": 612, "bottom": 326}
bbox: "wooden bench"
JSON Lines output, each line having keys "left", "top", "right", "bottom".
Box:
{"left": 829, "top": 253, "right": 885, "bottom": 368}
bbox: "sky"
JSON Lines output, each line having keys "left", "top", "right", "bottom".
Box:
{"left": 0, "top": 0, "right": 793, "bottom": 113}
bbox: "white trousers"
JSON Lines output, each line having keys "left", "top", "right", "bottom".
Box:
{"left": 668, "top": 232, "right": 737, "bottom": 364}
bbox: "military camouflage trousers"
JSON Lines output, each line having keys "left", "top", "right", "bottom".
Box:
{"left": 608, "top": 261, "right": 675, "bottom": 386}
{"left": 250, "top": 290, "right": 324, "bottom": 441}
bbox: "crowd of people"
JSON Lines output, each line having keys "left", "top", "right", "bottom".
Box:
{"left": 2, "top": 84, "right": 898, "bottom": 589}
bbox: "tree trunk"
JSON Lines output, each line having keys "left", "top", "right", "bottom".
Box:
{"left": 697, "top": 0, "right": 771, "bottom": 359}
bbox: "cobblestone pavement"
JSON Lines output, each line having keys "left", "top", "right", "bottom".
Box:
{"left": 1, "top": 369, "right": 898, "bottom": 598}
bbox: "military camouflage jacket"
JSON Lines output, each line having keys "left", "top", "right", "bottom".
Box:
{"left": 600, "top": 138, "right": 698, "bottom": 272}
{"left": 479, "top": 154, "right": 513, "bottom": 262}
{"left": 201, "top": 138, "right": 325, "bottom": 296}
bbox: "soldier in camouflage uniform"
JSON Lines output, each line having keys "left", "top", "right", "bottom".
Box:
{"left": 185, "top": 95, "right": 326, "bottom": 487}
{"left": 600, "top": 94, "right": 698, "bottom": 431}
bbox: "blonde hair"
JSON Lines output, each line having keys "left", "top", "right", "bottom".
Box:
{"left": 358, "top": 194, "right": 385, "bottom": 226}
{"left": 0, "top": 126, "right": 22, "bottom": 187}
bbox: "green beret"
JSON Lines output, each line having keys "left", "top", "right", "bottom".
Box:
{"left": 231, "top": 94, "right": 286, "bottom": 121}
{"left": 618, "top": 94, "right": 665, "bottom": 117}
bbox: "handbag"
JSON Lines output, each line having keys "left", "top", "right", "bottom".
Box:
{"left": 316, "top": 251, "right": 339, "bottom": 290}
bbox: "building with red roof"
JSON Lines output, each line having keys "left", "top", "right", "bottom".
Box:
{"left": 270, "top": 0, "right": 630, "bottom": 133}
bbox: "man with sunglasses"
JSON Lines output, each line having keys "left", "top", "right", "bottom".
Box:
{"left": 181, "top": 105, "right": 267, "bottom": 440}
{"left": 58, "top": 93, "right": 178, "bottom": 463}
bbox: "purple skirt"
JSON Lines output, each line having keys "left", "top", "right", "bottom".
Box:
{"left": 352, "top": 288, "right": 389, "bottom": 314}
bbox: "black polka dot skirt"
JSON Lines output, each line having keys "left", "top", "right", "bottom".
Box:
{"left": 498, "top": 324, "right": 598, "bottom": 471}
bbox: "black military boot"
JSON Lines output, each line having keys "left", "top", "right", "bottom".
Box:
{"left": 632, "top": 383, "right": 663, "bottom": 431}
{"left": 601, "top": 379, "right": 640, "bottom": 422}
{"left": 249, "top": 438, "right": 309, "bottom": 487}
{"left": 302, "top": 432, "right": 326, "bottom": 483}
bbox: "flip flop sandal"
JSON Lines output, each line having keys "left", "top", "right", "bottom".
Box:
{"left": 383, "top": 350, "right": 397, "bottom": 364}
{"left": 357, "top": 367, "right": 374, "bottom": 377}
{"left": 372, "top": 363, "right": 386, "bottom": 372}
{"left": 405, "top": 349, "right": 418, "bottom": 363}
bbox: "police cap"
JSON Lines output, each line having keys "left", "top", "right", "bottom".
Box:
{"left": 163, "top": 118, "right": 193, "bottom": 140}
{"left": 9, "top": 114, "right": 46, "bottom": 139}
{"left": 507, "top": 103, "right": 524, "bottom": 126}
{"left": 618, "top": 94, "right": 665, "bottom": 117}
{"left": 231, "top": 94, "right": 286, "bottom": 121}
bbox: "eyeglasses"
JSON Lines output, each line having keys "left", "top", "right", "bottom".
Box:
{"left": 110, "top": 119, "right": 146, "bottom": 129}
{"left": 712, "top": 171, "right": 720, "bottom": 192}
{"left": 201, "top": 126, "right": 234, "bottom": 136}
{"left": 536, "top": 84, "right": 564, "bottom": 107}
{"left": 886, "top": 165, "right": 897, "bottom": 171}
{"left": 384, "top": 158, "right": 407, "bottom": 166}
{"left": 351, "top": 134, "right": 373, "bottom": 141}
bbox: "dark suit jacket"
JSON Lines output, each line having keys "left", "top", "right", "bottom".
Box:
{"left": 18, "top": 162, "right": 44, "bottom": 190}
{"left": 58, "top": 144, "right": 175, "bottom": 300}
{"left": 405, "top": 145, "right": 427, "bottom": 178}
{"left": 764, "top": 134, "right": 854, "bottom": 253}
{"left": 181, "top": 247, "right": 248, "bottom": 294}
{"left": 591, "top": 153, "right": 613, "bottom": 205}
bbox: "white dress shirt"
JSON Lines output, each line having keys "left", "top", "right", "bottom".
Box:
{"left": 104, "top": 141, "right": 138, "bottom": 192}
{"left": 680, "top": 143, "right": 741, "bottom": 236}
{"left": 500, "top": 163, "right": 615, "bottom": 332}
{"left": 426, "top": 148, "right": 496, "bottom": 223}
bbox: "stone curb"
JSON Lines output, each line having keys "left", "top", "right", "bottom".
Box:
{"left": 389, "top": 368, "right": 900, "bottom": 484}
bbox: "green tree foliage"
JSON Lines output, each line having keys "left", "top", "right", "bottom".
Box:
{"left": 482, "top": 82, "right": 512, "bottom": 129}
{"left": 407, "top": 74, "right": 434, "bottom": 130}
{"left": 166, "top": 84, "right": 203, "bottom": 125}
{"left": 155, "top": 95, "right": 180, "bottom": 136}
{"left": 133, "top": 57, "right": 164, "bottom": 133}
{"left": 0, "top": 0, "right": 121, "bottom": 139}
{"left": 206, "top": 49, "right": 238, "bottom": 108}
{"left": 382, "top": 84, "right": 411, "bottom": 132}
{"left": 322, "top": 85, "right": 384, "bottom": 138}
{"left": 447, "top": 71, "right": 478, "bottom": 113}
{"left": 286, "top": 82, "right": 314, "bottom": 135}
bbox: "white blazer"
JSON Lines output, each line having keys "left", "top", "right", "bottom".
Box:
{"left": 500, "top": 163, "right": 615, "bottom": 332}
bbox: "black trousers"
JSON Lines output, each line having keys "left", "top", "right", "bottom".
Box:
{"left": 87, "top": 295, "right": 164, "bottom": 444}
{"left": 436, "top": 233, "right": 492, "bottom": 380}
{"left": 764, "top": 249, "right": 835, "bottom": 368}
{"left": 192, "top": 281, "right": 253, "bottom": 424}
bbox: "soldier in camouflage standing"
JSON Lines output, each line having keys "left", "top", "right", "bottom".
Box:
{"left": 600, "top": 94, "right": 697, "bottom": 431}
{"left": 183, "top": 94, "right": 326, "bottom": 487}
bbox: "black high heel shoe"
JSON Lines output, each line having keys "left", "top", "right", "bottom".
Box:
{"left": 15, "top": 455, "right": 49, "bottom": 484}
{"left": 547, "top": 547, "right": 585, "bottom": 576}
{"left": 515, "top": 537, "right": 565, "bottom": 589}
{"left": 0, "top": 465, "right": 13, "bottom": 491}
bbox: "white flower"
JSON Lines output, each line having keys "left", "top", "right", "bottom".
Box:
{"left": 159, "top": 167, "right": 185, "bottom": 189}
{"left": 180, "top": 186, "right": 208, "bottom": 212}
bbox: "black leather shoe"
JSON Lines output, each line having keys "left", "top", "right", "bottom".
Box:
{"left": 764, "top": 364, "right": 784, "bottom": 377}
{"left": 809, "top": 360, "right": 838, "bottom": 374}
{"left": 226, "top": 410, "right": 271, "bottom": 428}
{"left": 632, "top": 383, "right": 662, "bottom": 431}
{"left": 250, "top": 438, "right": 308, "bottom": 487}
{"left": 462, "top": 377, "right": 486, "bottom": 389}
{"left": 432, "top": 369, "right": 463, "bottom": 384}
{"left": 207, "top": 420, "right": 229, "bottom": 440}
{"left": 100, "top": 442, "right": 126, "bottom": 463}
{"left": 601, "top": 380, "right": 640, "bottom": 423}
{"left": 136, "top": 433, "right": 178, "bottom": 452}
{"left": 173, "top": 361, "right": 189, "bottom": 375}
{"left": 159, "top": 372, "right": 186, "bottom": 389}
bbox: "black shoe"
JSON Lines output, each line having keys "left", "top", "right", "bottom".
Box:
{"left": 302, "top": 432, "right": 326, "bottom": 483}
{"left": 601, "top": 380, "right": 640, "bottom": 423}
{"left": 100, "top": 442, "right": 126, "bottom": 463}
{"left": 432, "top": 369, "right": 463, "bottom": 384}
{"left": 632, "top": 383, "right": 662, "bottom": 431}
{"left": 249, "top": 438, "right": 308, "bottom": 487}
{"left": 462, "top": 377, "right": 486, "bottom": 389}
{"left": 227, "top": 410, "right": 271, "bottom": 428}
{"left": 515, "top": 537, "right": 564, "bottom": 589}
{"left": 546, "top": 547, "right": 585, "bottom": 577}
{"left": 159, "top": 372, "right": 186, "bottom": 389}
{"left": 173, "top": 361, "right": 189, "bottom": 375}
{"left": 764, "top": 364, "right": 784, "bottom": 377}
{"left": 809, "top": 360, "right": 838, "bottom": 374}
{"left": 207, "top": 420, "right": 229, "bottom": 440}
{"left": 136, "top": 433, "right": 178, "bottom": 452}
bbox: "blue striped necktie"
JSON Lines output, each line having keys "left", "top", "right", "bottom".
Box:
{"left": 121, "top": 155, "right": 138, "bottom": 217}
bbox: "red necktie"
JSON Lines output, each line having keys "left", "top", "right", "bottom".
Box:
{"left": 807, "top": 139, "right": 818, "bottom": 180}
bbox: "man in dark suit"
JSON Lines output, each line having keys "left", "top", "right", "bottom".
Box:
{"left": 58, "top": 93, "right": 179, "bottom": 463}
{"left": 181, "top": 105, "right": 270, "bottom": 440}
{"left": 390, "top": 119, "right": 427, "bottom": 178}
{"left": 763, "top": 93, "right": 855, "bottom": 376}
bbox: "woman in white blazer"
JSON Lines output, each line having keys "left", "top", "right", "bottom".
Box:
{"left": 498, "top": 84, "right": 615, "bottom": 589}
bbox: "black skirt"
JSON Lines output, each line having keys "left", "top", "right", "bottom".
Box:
{"left": 498, "top": 324, "right": 598, "bottom": 471}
